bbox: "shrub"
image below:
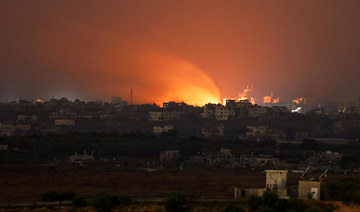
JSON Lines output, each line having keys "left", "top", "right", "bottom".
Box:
{"left": 41, "top": 191, "right": 76, "bottom": 202}
{"left": 164, "top": 192, "right": 186, "bottom": 212}
{"left": 287, "top": 199, "right": 306, "bottom": 212}
{"left": 119, "top": 195, "right": 131, "bottom": 205}
{"left": 274, "top": 198, "right": 288, "bottom": 212}
{"left": 340, "top": 192, "right": 353, "bottom": 204}
{"left": 92, "top": 193, "right": 119, "bottom": 212}
{"left": 247, "top": 195, "right": 262, "bottom": 211}
{"left": 304, "top": 206, "right": 321, "bottom": 212}
{"left": 353, "top": 192, "right": 360, "bottom": 204}
{"left": 73, "top": 195, "right": 87, "bottom": 207}
{"left": 41, "top": 191, "right": 59, "bottom": 202}
{"left": 222, "top": 204, "right": 245, "bottom": 212}
{"left": 259, "top": 207, "right": 273, "bottom": 212}
{"left": 262, "top": 191, "right": 278, "bottom": 208}
{"left": 58, "top": 191, "right": 76, "bottom": 201}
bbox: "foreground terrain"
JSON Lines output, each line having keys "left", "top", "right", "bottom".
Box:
{"left": 0, "top": 164, "right": 358, "bottom": 204}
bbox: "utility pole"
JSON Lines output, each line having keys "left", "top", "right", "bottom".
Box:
{"left": 130, "top": 89, "right": 133, "bottom": 105}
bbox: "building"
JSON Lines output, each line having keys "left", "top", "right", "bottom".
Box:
{"left": 55, "top": 119, "right": 75, "bottom": 126}
{"left": 246, "top": 126, "right": 269, "bottom": 138}
{"left": 153, "top": 125, "right": 174, "bottom": 134}
{"left": 298, "top": 181, "right": 321, "bottom": 200}
{"left": 225, "top": 99, "right": 252, "bottom": 119}
{"left": 0, "top": 124, "right": 16, "bottom": 136}
{"left": 160, "top": 150, "right": 180, "bottom": 163}
{"left": 235, "top": 170, "right": 288, "bottom": 199}
{"left": 16, "top": 124, "right": 31, "bottom": 132}
{"left": 249, "top": 107, "right": 268, "bottom": 118}
{"left": 68, "top": 151, "right": 95, "bottom": 164}
{"left": 0, "top": 144, "right": 8, "bottom": 151}
{"left": 201, "top": 124, "right": 224, "bottom": 137}
{"left": 219, "top": 148, "right": 232, "bottom": 156}
{"left": 17, "top": 115, "right": 28, "bottom": 121}
{"left": 149, "top": 111, "right": 180, "bottom": 121}
{"left": 265, "top": 170, "right": 288, "bottom": 195}
{"left": 215, "top": 105, "right": 235, "bottom": 121}
{"left": 201, "top": 103, "right": 217, "bottom": 118}
{"left": 111, "top": 97, "right": 128, "bottom": 106}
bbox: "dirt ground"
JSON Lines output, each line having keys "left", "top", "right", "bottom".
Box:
{"left": 0, "top": 164, "right": 358, "bottom": 205}
{"left": 1, "top": 202, "right": 360, "bottom": 212}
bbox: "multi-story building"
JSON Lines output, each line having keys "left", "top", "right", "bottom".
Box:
{"left": 215, "top": 105, "right": 235, "bottom": 121}
{"left": 149, "top": 111, "right": 180, "bottom": 121}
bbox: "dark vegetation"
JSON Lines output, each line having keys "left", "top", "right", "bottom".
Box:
{"left": 326, "top": 177, "right": 360, "bottom": 204}
{"left": 72, "top": 195, "right": 87, "bottom": 207}
{"left": 247, "top": 192, "right": 336, "bottom": 212}
{"left": 40, "top": 191, "right": 76, "bottom": 202}
{"left": 92, "top": 192, "right": 131, "bottom": 212}
{"left": 164, "top": 192, "right": 187, "bottom": 212}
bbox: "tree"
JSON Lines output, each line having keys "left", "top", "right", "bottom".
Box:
{"left": 164, "top": 192, "right": 186, "bottom": 212}
{"left": 262, "top": 191, "right": 278, "bottom": 208}
{"left": 73, "top": 195, "right": 87, "bottom": 207}
{"left": 247, "top": 195, "right": 262, "bottom": 211}
{"left": 92, "top": 193, "right": 119, "bottom": 212}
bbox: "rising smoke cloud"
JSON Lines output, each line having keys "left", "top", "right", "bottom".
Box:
{"left": 1, "top": 1, "right": 360, "bottom": 103}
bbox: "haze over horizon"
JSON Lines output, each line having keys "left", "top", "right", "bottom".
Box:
{"left": 1, "top": 0, "right": 360, "bottom": 105}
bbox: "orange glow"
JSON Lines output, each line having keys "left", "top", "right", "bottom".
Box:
{"left": 263, "top": 94, "right": 273, "bottom": 104}
{"left": 238, "top": 85, "right": 256, "bottom": 104}
{"left": 36, "top": 99, "right": 44, "bottom": 103}
{"left": 292, "top": 97, "right": 307, "bottom": 105}
{"left": 222, "top": 85, "right": 256, "bottom": 105}
{"left": 140, "top": 53, "right": 221, "bottom": 106}
{"left": 272, "top": 97, "right": 280, "bottom": 104}
{"left": 263, "top": 93, "right": 280, "bottom": 104}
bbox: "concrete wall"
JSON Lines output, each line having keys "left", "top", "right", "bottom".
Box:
{"left": 234, "top": 188, "right": 265, "bottom": 199}
{"left": 298, "top": 181, "right": 321, "bottom": 200}
{"left": 265, "top": 170, "right": 287, "bottom": 190}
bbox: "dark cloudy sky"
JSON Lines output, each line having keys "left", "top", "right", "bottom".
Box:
{"left": 1, "top": 0, "right": 360, "bottom": 105}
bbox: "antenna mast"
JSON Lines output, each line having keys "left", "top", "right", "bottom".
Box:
{"left": 130, "top": 89, "right": 133, "bottom": 105}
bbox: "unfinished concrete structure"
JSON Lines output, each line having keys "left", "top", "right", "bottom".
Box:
{"left": 265, "top": 170, "right": 288, "bottom": 196}
{"left": 235, "top": 170, "right": 288, "bottom": 199}
{"left": 266, "top": 170, "right": 288, "bottom": 188}
{"left": 297, "top": 168, "right": 327, "bottom": 200}
{"left": 298, "top": 181, "right": 321, "bottom": 200}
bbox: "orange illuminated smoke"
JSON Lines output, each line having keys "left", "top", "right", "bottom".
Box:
{"left": 141, "top": 53, "right": 221, "bottom": 106}
{"left": 222, "top": 85, "right": 256, "bottom": 105}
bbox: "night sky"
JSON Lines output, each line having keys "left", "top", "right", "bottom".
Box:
{"left": 1, "top": 1, "right": 360, "bottom": 105}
